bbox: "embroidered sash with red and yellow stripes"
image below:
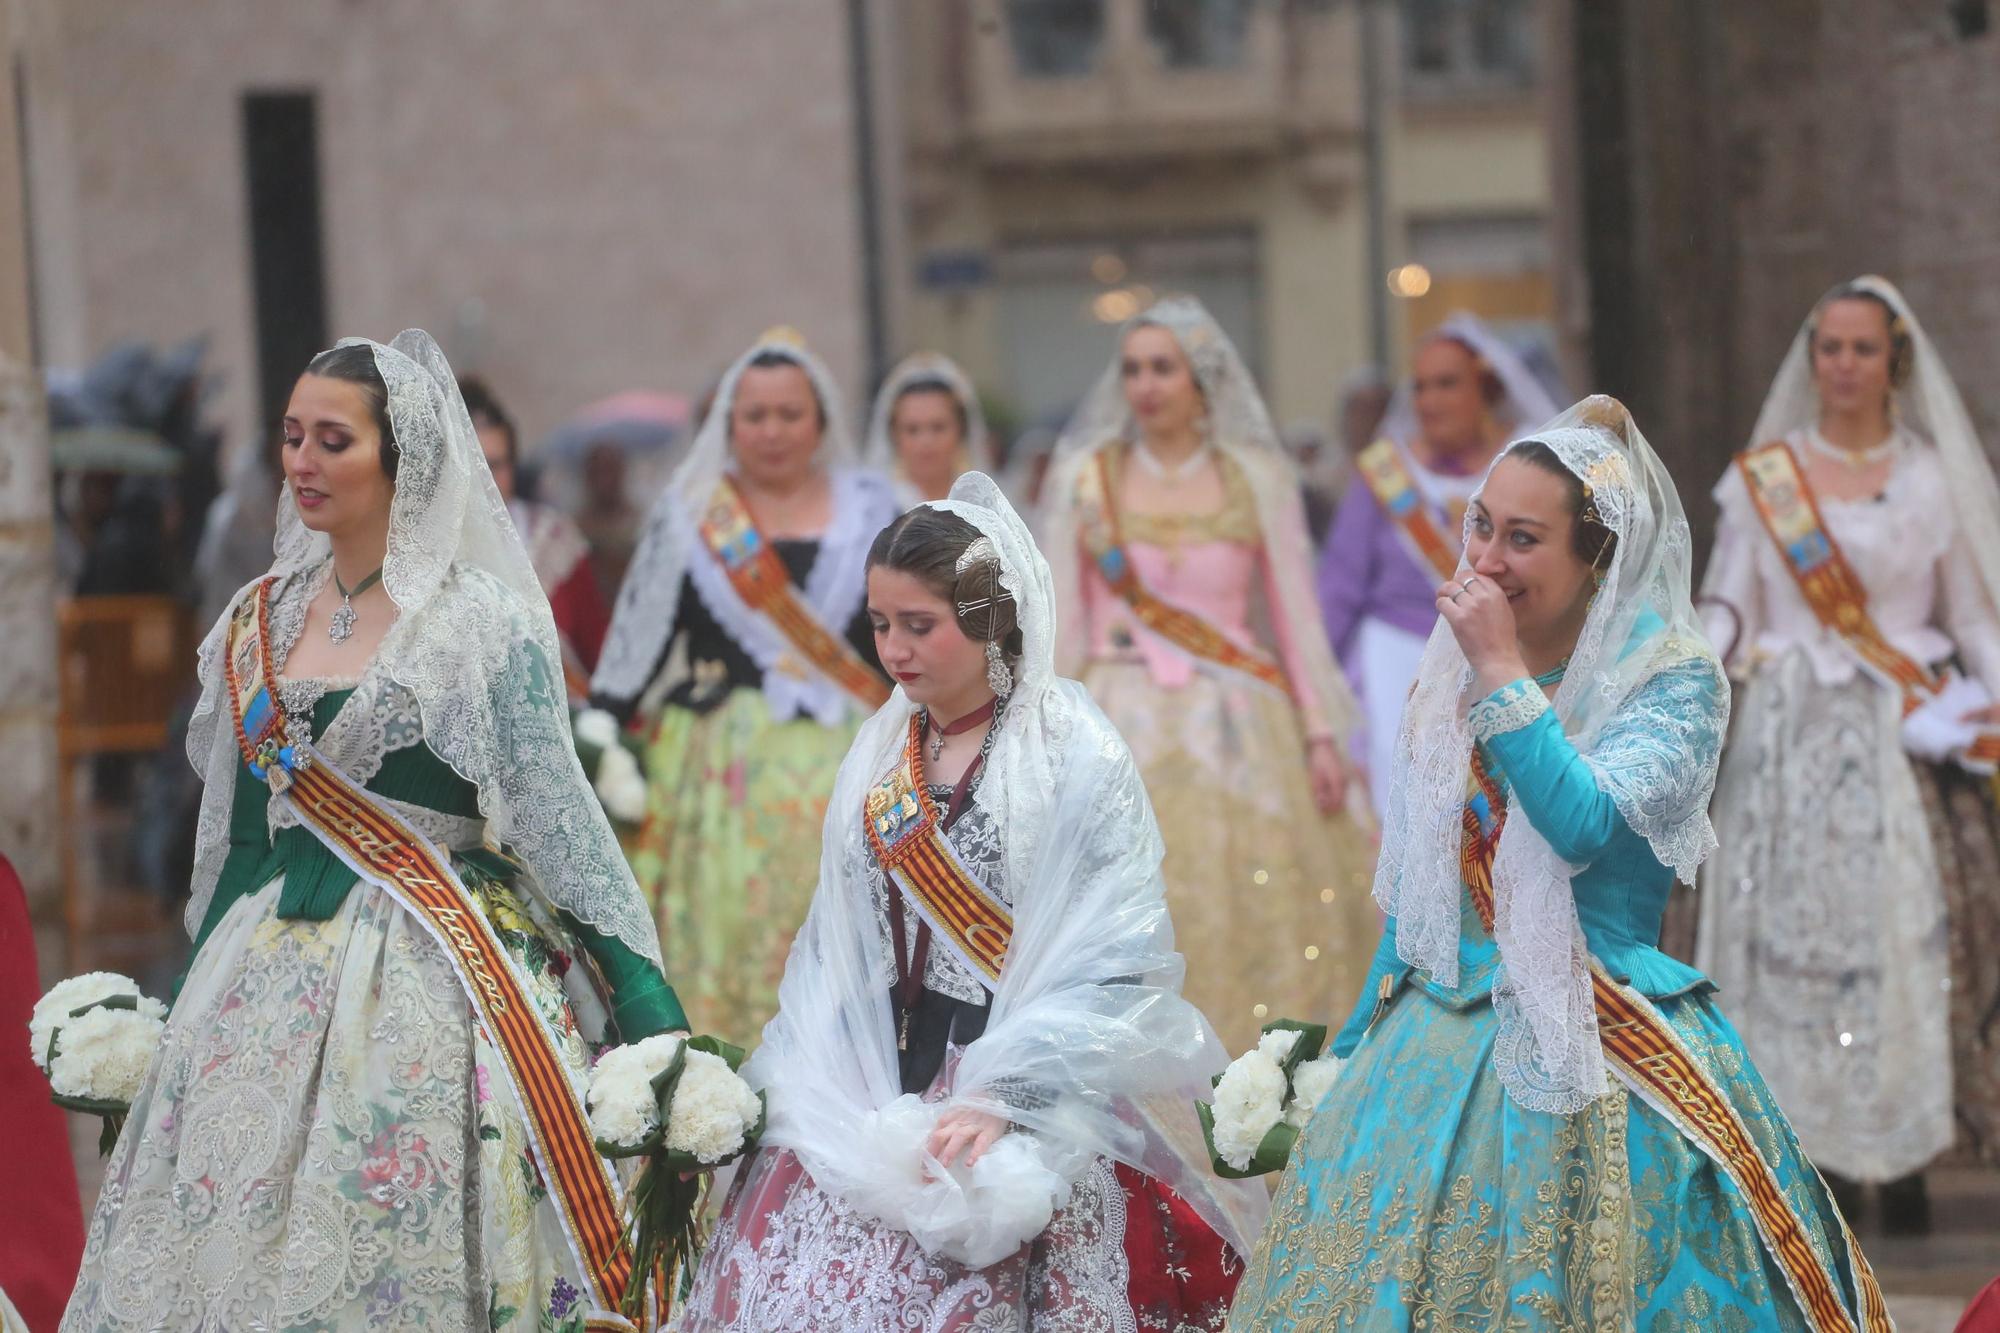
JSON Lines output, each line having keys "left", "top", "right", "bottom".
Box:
{"left": 1739, "top": 438, "right": 2000, "bottom": 769}
{"left": 225, "top": 582, "right": 640, "bottom": 1332}
{"left": 1461, "top": 751, "right": 1890, "bottom": 1333}
{"left": 863, "top": 713, "right": 1011, "bottom": 986}
{"left": 1079, "top": 451, "right": 1290, "bottom": 693}
{"left": 1355, "top": 439, "right": 1462, "bottom": 581}
{"left": 699, "top": 478, "right": 892, "bottom": 711}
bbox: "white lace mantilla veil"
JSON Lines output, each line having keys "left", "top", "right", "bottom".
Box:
{"left": 591, "top": 329, "right": 879, "bottom": 721}
{"left": 182, "top": 330, "right": 663, "bottom": 967}
{"left": 1378, "top": 311, "right": 1562, "bottom": 450}
{"left": 1721, "top": 273, "right": 2000, "bottom": 621}
{"left": 1039, "top": 295, "right": 1359, "bottom": 741}
{"left": 744, "top": 471, "right": 1268, "bottom": 1266}
{"left": 1379, "top": 396, "right": 1726, "bottom": 1114}
{"left": 861, "top": 351, "right": 998, "bottom": 485}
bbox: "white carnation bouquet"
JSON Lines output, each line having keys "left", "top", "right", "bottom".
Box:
{"left": 1197, "top": 1019, "right": 1345, "bottom": 1178}
{"left": 571, "top": 707, "right": 649, "bottom": 828}
{"left": 585, "top": 1033, "right": 764, "bottom": 1319}
{"left": 29, "top": 972, "right": 166, "bottom": 1155}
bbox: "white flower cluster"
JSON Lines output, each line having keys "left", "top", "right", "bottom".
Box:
{"left": 575, "top": 708, "right": 647, "bottom": 824}
{"left": 1207, "top": 1028, "right": 1345, "bottom": 1171}
{"left": 586, "top": 1034, "right": 763, "bottom": 1165}
{"left": 29, "top": 972, "right": 165, "bottom": 1106}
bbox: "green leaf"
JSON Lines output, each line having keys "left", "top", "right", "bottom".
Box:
{"left": 70, "top": 992, "right": 141, "bottom": 1019}
{"left": 479, "top": 1123, "right": 503, "bottom": 1143}
{"left": 1259, "top": 1017, "right": 1329, "bottom": 1100}
{"left": 1195, "top": 1100, "right": 1300, "bottom": 1179}
{"left": 684, "top": 1033, "right": 749, "bottom": 1071}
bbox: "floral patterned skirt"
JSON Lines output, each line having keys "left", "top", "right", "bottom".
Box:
{"left": 673, "top": 1146, "right": 1240, "bottom": 1332}
{"left": 1223, "top": 979, "right": 1872, "bottom": 1331}
{"left": 1081, "top": 661, "right": 1380, "bottom": 1051}
{"left": 629, "top": 688, "right": 858, "bottom": 1048}
{"left": 63, "top": 873, "right": 604, "bottom": 1333}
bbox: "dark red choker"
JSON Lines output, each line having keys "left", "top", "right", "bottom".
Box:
{"left": 930, "top": 697, "right": 997, "bottom": 736}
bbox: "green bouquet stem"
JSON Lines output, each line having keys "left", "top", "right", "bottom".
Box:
{"left": 596, "top": 1034, "right": 766, "bottom": 1321}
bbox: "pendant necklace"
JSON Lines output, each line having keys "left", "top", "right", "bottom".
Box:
{"left": 925, "top": 695, "right": 998, "bottom": 763}
{"left": 329, "top": 565, "right": 385, "bottom": 643}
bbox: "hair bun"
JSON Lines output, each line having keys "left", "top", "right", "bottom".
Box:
{"left": 1578, "top": 395, "right": 1632, "bottom": 433}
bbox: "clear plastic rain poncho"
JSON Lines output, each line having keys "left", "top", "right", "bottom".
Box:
{"left": 743, "top": 471, "right": 1268, "bottom": 1266}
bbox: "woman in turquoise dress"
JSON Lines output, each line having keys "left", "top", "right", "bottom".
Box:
{"left": 65, "top": 333, "right": 682, "bottom": 1331}
{"left": 1225, "top": 397, "right": 1890, "bottom": 1331}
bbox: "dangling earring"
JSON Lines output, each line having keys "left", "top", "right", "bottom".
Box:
{"left": 985, "top": 639, "right": 1012, "bottom": 695}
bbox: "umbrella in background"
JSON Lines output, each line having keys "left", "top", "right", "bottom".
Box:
{"left": 539, "top": 390, "right": 691, "bottom": 462}
{"left": 49, "top": 425, "right": 183, "bottom": 476}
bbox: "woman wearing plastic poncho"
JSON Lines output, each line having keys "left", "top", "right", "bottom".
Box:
{"left": 862, "top": 351, "right": 998, "bottom": 507}
{"left": 675, "top": 473, "right": 1267, "bottom": 1331}
{"left": 65, "top": 332, "right": 685, "bottom": 1332}
{"left": 1226, "top": 399, "right": 1889, "bottom": 1330}
{"left": 1040, "top": 295, "right": 1378, "bottom": 1051}
{"left": 1697, "top": 276, "right": 2000, "bottom": 1234}
{"left": 588, "top": 329, "right": 899, "bottom": 1045}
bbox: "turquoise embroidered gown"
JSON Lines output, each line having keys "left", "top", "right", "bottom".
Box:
{"left": 1225, "top": 665, "right": 1879, "bottom": 1331}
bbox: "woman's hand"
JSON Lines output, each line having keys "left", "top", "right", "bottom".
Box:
{"left": 1306, "top": 737, "right": 1349, "bottom": 814}
{"left": 1961, "top": 704, "right": 2000, "bottom": 726}
{"left": 926, "top": 1106, "right": 1008, "bottom": 1170}
{"left": 1436, "top": 575, "right": 1529, "bottom": 696}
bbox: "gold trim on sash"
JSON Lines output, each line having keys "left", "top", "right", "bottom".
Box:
{"left": 1738, "top": 438, "right": 2000, "bottom": 770}
{"left": 1461, "top": 752, "right": 1889, "bottom": 1332}
{"left": 1077, "top": 450, "right": 1290, "bottom": 693}
{"left": 697, "top": 478, "right": 891, "bottom": 712}
{"left": 225, "top": 581, "right": 642, "bottom": 1330}
{"left": 863, "top": 713, "right": 1011, "bottom": 986}
{"left": 1355, "top": 439, "right": 1462, "bottom": 581}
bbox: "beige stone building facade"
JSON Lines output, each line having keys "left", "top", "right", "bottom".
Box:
{"left": 880, "top": 0, "right": 1556, "bottom": 435}
{"left": 14, "top": 0, "right": 874, "bottom": 452}
{"left": 11, "top": 1, "right": 1556, "bottom": 459}
{"left": 0, "top": 0, "right": 56, "bottom": 925}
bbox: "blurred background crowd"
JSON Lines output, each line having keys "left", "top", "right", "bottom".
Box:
{"left": 0, "top": 1, "right": 1997, "bottom": 1325}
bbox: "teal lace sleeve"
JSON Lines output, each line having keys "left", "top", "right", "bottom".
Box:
{"left": 1480, "top": 660, "right": 1726, "bottom": 871}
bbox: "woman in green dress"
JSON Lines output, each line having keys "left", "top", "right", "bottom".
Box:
{"left": 65, "top": 332, "right": 680, "bottom": 1332}
{"left": 589, "top": 329, "right": 898, "bottom": 1045}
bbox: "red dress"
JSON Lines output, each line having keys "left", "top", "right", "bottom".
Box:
{"left": 0, "top": 855, "right": 85, "bottom": 1330}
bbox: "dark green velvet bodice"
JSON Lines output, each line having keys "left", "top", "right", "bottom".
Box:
{"left": 190, "top": 686, "right": 684, "bottom": 1040}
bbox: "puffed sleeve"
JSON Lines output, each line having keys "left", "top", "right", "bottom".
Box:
{"left": 1318, "top": 481, "right": 1383, "bottom": 669}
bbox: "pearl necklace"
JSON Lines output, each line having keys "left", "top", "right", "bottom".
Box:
{"left": 1803, "top": 426, "right": 1898, "bottom": 473}
{"left": 1131, "top": 440, "right": 1212, "bottom": 485}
